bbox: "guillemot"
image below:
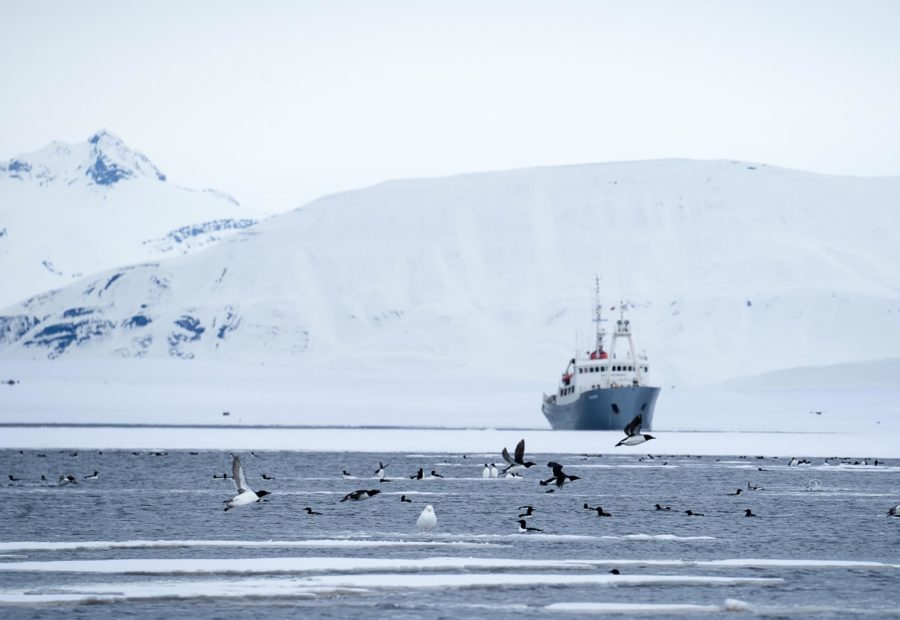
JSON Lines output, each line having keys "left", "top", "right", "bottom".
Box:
{"left": 615, "top": 414, "right": 655, "bottom": 447}
{"left": 517, "top": 519, "right": 543, "bottom": 532}
{"left": 655, "top": 503, "right": 672, "bottom": 511}
{"left": 518, "top": 505, "right": 535, "bottom": 518}
{"left": 744, "top": 508, "right": 757, "bottom": 517}
{"left": 501, "top": 439, "right": 536, "bottom": 475}
{"left": 84, "top": 471, "right": 99, "bottom": 480}
{"left": 374, "top": 461, "right": 389, "bottom": 480}
{"left": 304, "top": 507, "right": 322, "bottom": 515}
{"left": 340, "top": 489, "right": 381, "bottom": 502}
{"left": 887, "top": 504, "right": 900, "bottom": 517}
{"left": 400, "top": 495, "right": 412, "bottom": 503}
{"left": 224, "top": 455, "right": 270, "bottom": 511}
{"left": 540, "top": 462, "right": 580, "bottom": 489}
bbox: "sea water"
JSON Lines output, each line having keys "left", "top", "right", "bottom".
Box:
{"left": 0, "top": 448, "right": 898, "bottom": 618}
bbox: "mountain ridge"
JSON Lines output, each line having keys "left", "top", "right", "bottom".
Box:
{"left": 2, "top": 157, "right": 898, "bottom": 387}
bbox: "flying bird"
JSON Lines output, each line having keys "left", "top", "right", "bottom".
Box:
{"left": 887, "top": 504, "right": 900, "bottom": 517}
{"left": 374, "top": 461, "right": 389, "bottom": 480}
{"left": 540, "top": 462, "right": 580, "bottom": 489}
{"left": 224, "top": 455, "right": 270, "bottom": 511}
{"left": 501, "top": 439, "right": 536, "bottom": 475}
{"left": 615, "top": 414, "right": 655, "bottom": 447}
{"left": 517, "top": 519, "right": 543, "bottom": 532}
{"left": 340, "top": 489, "right": 381, "bottom": 502}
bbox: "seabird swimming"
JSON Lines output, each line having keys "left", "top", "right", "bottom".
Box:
{"left": 615, "top": 414, "right": 655, "bottom": 447}
{"left": 224, "top": 455, "right": 270, "bottom": 511}
{"left": 684, "top": 510, "right": 704, "bottom": 516}
{"left": 8, "top": 475, "right": 20, "bottom": 482}
{"left": 341, "top": 470, "right": 354, "bottom": 479}
{"left": 304, "top": 507, "right": 322, "bottom": 515}
{"left": 84, "top": 471, "right": 99, "bottom": 480}
{"left": 482, "top": 464, "right": 490, "bottom": 479}
{"left": 517, "top": 519, "right": 543, "bottom": 532}
{"left": 57, "top": 474, "right": 77, "bottom": 486}
{"left": 261, "top": 473, "right": 274, "bottom": 480}
{"left": 609, "top": 568, "right": 621, "bottom": 575}
{"left": 490, "top": 464, "right": 499, "bottom": 478}
{"left": 429, "top": 470, "right": 444, "bottom": 478}
{"left": 400, "top": 495, "right": 412, "bottom": 503}
{"left": 416, "top": 504, "right": 437, "bottom": 533}
{"left": 747, "top": 482, "right": 764, "bottom": 491}
{"left": 744, "top": 508, "right": 757, "bottom": 517}
{"left": 887, "top": 504, "right": 900, "bottom": 517}
{"left": 410, "top": 467, "right": 425, "bottom": 480}
{"left": 374, "top": 461, "right": 389, "bottom": 480}
{"left": 728, "top": 488, "right": 743, "bottom": 496}
{"left": 518, "top": 505, "right": 535, "bottom": 518}
{"left": 593, "top": 506, "right": 612, "bottom": 517}
{"left": 340, "top": 489, "right": 381, "bottom": 502}
{"left": 655, "top": 503, "right": 672, "bottom": 511}
{"left": 501, "top": 439, "right": 536, "bottom": 475}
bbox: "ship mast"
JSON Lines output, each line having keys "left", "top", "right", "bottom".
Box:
{"left": 593, "top": 275, "right": 606, "bottom": 356}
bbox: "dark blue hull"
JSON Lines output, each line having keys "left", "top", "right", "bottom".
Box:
{"left": 542, "top": 386, "right": 661, "bottom": 431}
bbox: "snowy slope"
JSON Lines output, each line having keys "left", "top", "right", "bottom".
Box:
{"left": 0, "top": 130, "right": 260, "bottom": 308}
{"left": 1, "top": 159, "right": 899, "bottom": 387}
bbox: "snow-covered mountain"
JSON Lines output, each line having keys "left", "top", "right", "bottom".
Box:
{"left": 1, "top": 159, "right": 899, "bottom": 387}
{"left": 0, "top": 130, "right": 260, "bottom": 308}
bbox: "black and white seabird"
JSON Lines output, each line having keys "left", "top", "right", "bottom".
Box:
{"left": 490, "top": 464, "right": 499, "bottom": 478}
{"left": 262, "top": 473, "right": 274, "bottom": 480}
{"left": 304, "top": 507, "right": 322, "bottom": 515}
{"left": 417, "top": 504, "right": 437, "bottom": 533}
{"left": 57, "top": 474, "right": 78, "bottom": 486}
{"left": 224, "top": 455, "right": 270, "bottom": 511}
{"left": 84, "top": 471, "right": 99, "bottom": 480}
{"left": 684, "top": 510, "right": 704, "bottom": 516}
{"left": 593, "top": 506, "right": 612, "bottom": 517}
{"left": 518, "top": 505, "right": 535, "bottom": 518}
{"left": 501, "top": 439, "right": 536, "bottom": 475}
{"left": 655, "top": 503, "right": 672, "bottom": 511}
{"left": 400, "top": 495, "right": 412, "bottom": 503}
{"left": 482, "top": 464, "right": 491, "bottom": 479}
{"left": 615, "top": 414, "right": 655, "bottom": 447}
{"left": 517, "top": 519, "right": 543, "bottom": 532}
{"left": 887, "top": 504, "right": 900, "bottom": 517}
{"left": 341, "top": 470, "right": 354, "bottom": 479}
{"left": 540, "top": 462, "right": 581, "bottom": 489}
{"left": 374, "top": 461, "right": 389, "bottom": 480}
{"left": 728, "top": 488, "right": 743, "bottom": 496}
{"left": 747, "top": 482, "right": 764, "bottom": 491}
{"left": 744, "top": 508, "right": 757, "bottom": 517}
{"left": 8, "top": 475, "right": 20, "bottom": 482}
{"left": 429, "top": 470, "right": 444, "bottom": 478}
{"left": 340, "top": 489, "right": 381, "bottom": 502}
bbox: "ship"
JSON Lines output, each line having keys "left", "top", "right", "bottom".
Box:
{"left": 542, "top": 281, "right": 661, "bottom": 430}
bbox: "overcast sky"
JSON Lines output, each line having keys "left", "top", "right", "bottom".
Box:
{"left": 2, "top": 1, "right": 899, "bottom": 212}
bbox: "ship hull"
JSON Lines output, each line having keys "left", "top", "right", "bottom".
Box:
{"left": 542, "top": 386, "right": 661, "bottom": 431}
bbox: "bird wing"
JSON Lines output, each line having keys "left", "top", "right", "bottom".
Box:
{"left": 232, "top": 456, "right": 250, "bottom": 494}
{"left": 501, "top": 447, "right": 515, "bottom": 466}
{"left": 623, "top": 414, "right": 642, "bottom": 437}
{"left": 514, "top": 439, "right": 526, "bottom": 464}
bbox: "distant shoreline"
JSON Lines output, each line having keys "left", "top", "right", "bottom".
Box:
{"left": 0, "top": 425, "right": 895, "bottom": 458}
